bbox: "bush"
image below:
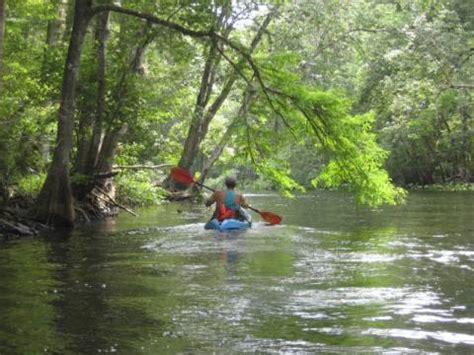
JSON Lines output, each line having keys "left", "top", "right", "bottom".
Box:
{"left": 115, "top": 171, "right": 167, "bottom": 207}
{"left": 15, "top": 173, "right": 46, "bottom": 198}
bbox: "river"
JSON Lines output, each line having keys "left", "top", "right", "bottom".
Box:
{"left": 0, "top": 191, "right": 473, "bottom": 353}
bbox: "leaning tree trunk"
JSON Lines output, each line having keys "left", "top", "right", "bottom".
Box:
{"left": 199, "top": 82, "right": 256, "bottom": 183}
{"left": 177, "top": 13, "right": 273, "bottom": 174}
{"left": 31, "top": 0, "right": 93, "bottom": 226}
{"left": 177, "top": 39, "right": 219, "bottom": 171}
{"left": 94, "top": 124, "right": 128, "bottom": 197}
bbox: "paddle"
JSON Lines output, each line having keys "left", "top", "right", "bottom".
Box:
{"left": 170, "top": 166, "right": 282, "bottom": 225}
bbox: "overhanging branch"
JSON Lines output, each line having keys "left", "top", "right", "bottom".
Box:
{"left": 91, "top": 5, "right": 212, "bottom": 39}
{"left": 91, "top": 5, "right": 302, "bottom": 151}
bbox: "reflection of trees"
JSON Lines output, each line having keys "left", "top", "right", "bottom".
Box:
{"left": 46, "top": 231, "right": 171, "bottom": 353}
{"left": 239, "top": 234, "right": 295, "bottom": 278}
{"left": 46, "top": 231, "right": 113, "bottom": 353}
{"left": 0, "top": 241, "right": 66, "bottom": 353}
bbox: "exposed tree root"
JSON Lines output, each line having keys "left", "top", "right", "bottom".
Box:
{"left": 0, "top": 206, "right": 51, "bottom": 240}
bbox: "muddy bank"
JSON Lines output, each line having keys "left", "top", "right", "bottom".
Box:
{"left": 0, "top": 207, "right": 50, "bottom": 240}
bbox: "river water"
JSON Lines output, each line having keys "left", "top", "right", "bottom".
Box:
{"left": 0, "top": 191, "right": 473, "bottom": 354}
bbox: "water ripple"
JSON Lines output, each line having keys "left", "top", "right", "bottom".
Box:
{"left": 363, "top": 328, "right": 474, "bottom": 345}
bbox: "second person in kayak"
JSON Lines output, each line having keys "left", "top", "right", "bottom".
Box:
{"left": 205, "top": 176, "right": 251, "bottom": 222}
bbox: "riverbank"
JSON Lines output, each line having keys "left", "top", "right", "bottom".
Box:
{"left": 0, "top": 207, "right": 50, "bottom": 239}
{"left": 407, "top": 182, "right": 474, "bottom": 192}
{"left": 2, "top": 181, "right": 472, "bottom": 239}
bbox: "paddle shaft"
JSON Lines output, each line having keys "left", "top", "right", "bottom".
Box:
{"left": 194, "top": 180, "right": 214, "bottom": 193}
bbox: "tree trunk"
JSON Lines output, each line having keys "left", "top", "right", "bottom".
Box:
{"left": 73, "top": 21, "right": 153, "bottom": 202}
{"left": 62, "top": 0, "right": 74, "bottom": 42}
{"left": 39, "top": 0, "right": 68, "bottom": 163}
{"left": 0, "top": 0, "right": 6, "bottom": 94}
{"left": 73, "top": 109, "right": 92, "bottom": 174}
{"left": 94, "top": 124, "right": 128, "bottom": 196}
{"left": 31, "top": 0, "right": 93, "bottom": 226}
{"left": 96, "top": 125, "right": 128, "bottom": 175}
{"left": 46, "top": 0, "right": 67, "bottom": 47}
{"left": 130, "top": 22, "right": 155, "bottom": 74}
{"left": 177, "top": 40, "right": 219, "bottom": 171}
{"left": 84, "top": 10, "right": 110, "bottom": 175}
{"left": 200, "top": 82, "right": 256, "bottom": 183}
{"left": 460, "top": 105, "right": 472, "bottom": 181}
{"left": 177, "top": 13, "right": 273, "bottom": 174}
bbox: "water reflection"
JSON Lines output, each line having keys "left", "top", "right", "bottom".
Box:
{"left": 0, "top": 191, "right": 473, "bottom": 353}
{"left": 0, "top": 240, "right": 66, "bottom": 353}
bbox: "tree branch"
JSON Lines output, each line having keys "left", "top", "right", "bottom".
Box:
{"left": 90, "top": 5, "right": 306, "bottom": 162}
{"left": 112, "top": 164, "right": 174, "bottom": 170}
{"left": 91, "top": 5, "right": 212, "bottom": 39}
{"left": 450, "top": 84, "right": 474, "bottom": 90}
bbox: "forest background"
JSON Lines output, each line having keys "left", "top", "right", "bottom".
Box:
{"left": 0, "top": 0, "right": 472, "bottom": 226}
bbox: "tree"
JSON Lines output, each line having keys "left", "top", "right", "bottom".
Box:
{"left": 30, "top": 1, "right": 277, "bottom": 224}
{"left": 73, "top": 9, "right": 110, "bottom": 183}
{"left": 352, "top": 2, "right": 473, "bottom": 184}
{"left": 0, "top": 0, "right": 65, "bottom": 203}
{"left": 261, "top": 0, "right": 472, "bottom": 188}
{"left": 46, "top": 0, "right": 67, "bottom": 47}
{"left": 16, "top": 0, "right": 428, "bottom": 226}
{"left": 177, "top": 6, "right": 274, "bottom": 174}
{"left": 32, "top": 0, "right": 94, "bottom": 226}
{"left": 199, "top": 81, "right": 257, "bottom": 183}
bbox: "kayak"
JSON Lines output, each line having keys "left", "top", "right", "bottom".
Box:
{"left": 204, "top": 218, "right": 251, "bottom": 232}
{"left": 204, "top": 207, "right": 252, "bottom": 232}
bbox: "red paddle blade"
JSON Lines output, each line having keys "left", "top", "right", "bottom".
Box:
{"left": 170, "top": 167, "right": 195, "bottom": 184}
{"left": 259, "top": 211, "right": 282, "bottom": 225}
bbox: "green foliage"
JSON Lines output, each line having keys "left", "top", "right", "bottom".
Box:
{"left": 70, "top": 173, "right": 93, "bottom": 186}
{"left": 234, "top": 43, "right": 405, "bottom": 205}
{"left": 16, "top": 173, "right": 46, "bottom": 198}
{"left": 286, "top": 86, "right": 405, "bottom": 205}
{"left": 352, "top": 3, "right": 473, "bottom": 185}
{"left": 2, "top": 0, "right": 471, "bottom": 211}
{"left": 115, "top": 171, "right": 167, "bottom": 207}
{"left": 265, "top": 0, "right": 473, "bottom": 193}
{"left": 0, "top": 0, "right": 64, "bottom": 196}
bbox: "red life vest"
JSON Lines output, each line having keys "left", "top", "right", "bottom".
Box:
{"left": 216, "top": 203, "right": 236, "bottom": 221}
{"left": 216, "top": 191, "right": 239, "bottom": 221}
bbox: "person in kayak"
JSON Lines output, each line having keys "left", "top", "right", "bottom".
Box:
{"left": 205, "top": 176, "right": 251, "bottom": 223}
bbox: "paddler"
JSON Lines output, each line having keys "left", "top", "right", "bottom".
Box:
{"left": 205, "top": 176, "right": 251, "bottom": 223}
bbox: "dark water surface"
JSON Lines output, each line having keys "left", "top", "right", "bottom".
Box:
{"left": 1, "top": 191, "right": 473, "bottom": 354}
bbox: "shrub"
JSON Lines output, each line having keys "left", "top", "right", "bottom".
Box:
{"left": 115, "top": 170, "right": 167, "bottom": 207}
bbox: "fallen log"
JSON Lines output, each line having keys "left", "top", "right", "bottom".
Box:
{"left": 112, "top": 163, "right": 173, "bottom": 170}
{"left": 92, "top": 186, "right": 138, "bottom": 217}
{"left": 94, "top": 171, "right": 120, "bottom": 180}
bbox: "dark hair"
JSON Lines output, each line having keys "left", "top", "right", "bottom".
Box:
{"left": 225, "top": 176, "right": 237, "bottom": 189}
